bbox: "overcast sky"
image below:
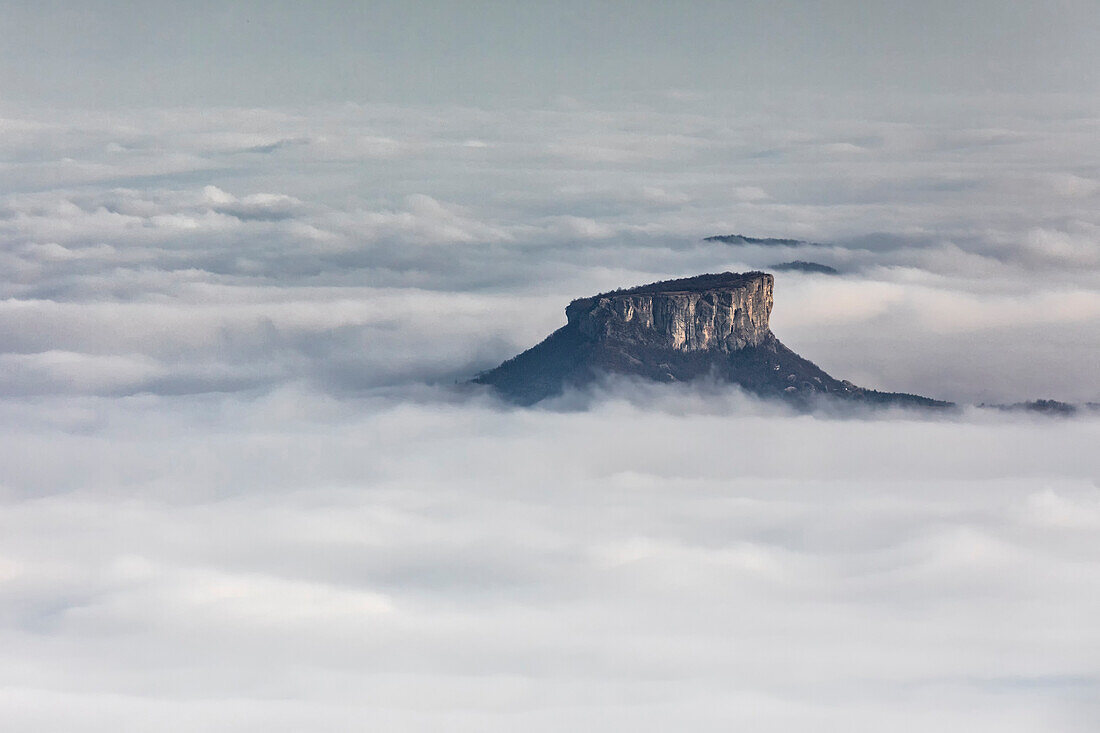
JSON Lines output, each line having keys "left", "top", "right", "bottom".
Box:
{"left": 1, "top": 3, "right": 1100, "bottom": 731}
{"left": 4, "top": 1, "right": 1100, "bottom": 107}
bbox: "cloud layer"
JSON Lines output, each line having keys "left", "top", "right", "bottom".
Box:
{"left": 1, "top": 391, "right": 1098, "bottom": 731}
{"left": 1, "top": 91, "right": 1100, "bottom": 731}
{"left": 2, "top": 94, "right": 1100, "bottom": 402}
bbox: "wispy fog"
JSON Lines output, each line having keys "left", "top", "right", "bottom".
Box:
{"left": 1, "top": 84, "right": 1100, "bottom": 729}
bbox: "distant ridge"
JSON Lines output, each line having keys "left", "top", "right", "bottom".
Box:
{"left": 772, "top": 261, "right": 838, "bottom": 274}
{"left": 978, "top": 399, "right": 1099, "bottom": 417}
{"left": 704, "top": 234, "right": 821, "bottom": 247}
{"left": 474, "top": 271, "right": 950, "bottom": 409}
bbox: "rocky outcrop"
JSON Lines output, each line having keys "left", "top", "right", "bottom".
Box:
{"left": 564, "top": 272, "right": 773, "bottom": 351}
{"left": 473, "top": 271, "right": 950, "bottom": 409}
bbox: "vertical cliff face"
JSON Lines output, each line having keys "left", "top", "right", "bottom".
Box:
{"left": 473, "top": 271, "right": 949, "bottom": 409}
{"left": 564, "top": 272, "right": 773, "bottom": 351}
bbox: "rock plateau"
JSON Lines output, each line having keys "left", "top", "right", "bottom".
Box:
{"left": 474, "top": 271, "right": 950, "bottom": 409}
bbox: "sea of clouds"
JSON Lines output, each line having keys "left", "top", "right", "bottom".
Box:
{"left": 1, "top": 92, "right": 1099, "bottom": 730}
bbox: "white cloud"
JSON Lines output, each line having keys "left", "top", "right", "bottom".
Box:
{"left": 201, "top": 185, "right": 236, "bottom": 205}
{"left": 1022, "top": 225, "right": 1100, "bottom": 267}
{"left": 0, "top": 393, "right": 1098, "bottom": 730}
{"left": 0, "top": 96, "right": 1099, "bottom": 402}
{"left": 1044, "top": 173, "right": 1100, "bottom": 199}
{"left": 0, "top": 351, "right": 165, "bottom": 394}
{"left": 1021, "top": 487, "right": 1100, "bottom": 529}
{"left": 733, "top": 186, "right": 770, "bottom": 201}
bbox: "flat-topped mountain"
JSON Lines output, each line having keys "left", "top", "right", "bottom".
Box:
{"left": 474, "top": 271, "right": 950, "bottom": 409}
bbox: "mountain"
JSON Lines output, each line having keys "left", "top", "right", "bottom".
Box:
{"left": 772, "top": 261, "right": 838, "bottom": 274}
{"left": 473, "top": 271, "right": 951, "bottom": 409}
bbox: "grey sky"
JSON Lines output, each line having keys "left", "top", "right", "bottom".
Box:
{"left": 3, "top": 1, "right": 1100, "bottom": 107}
